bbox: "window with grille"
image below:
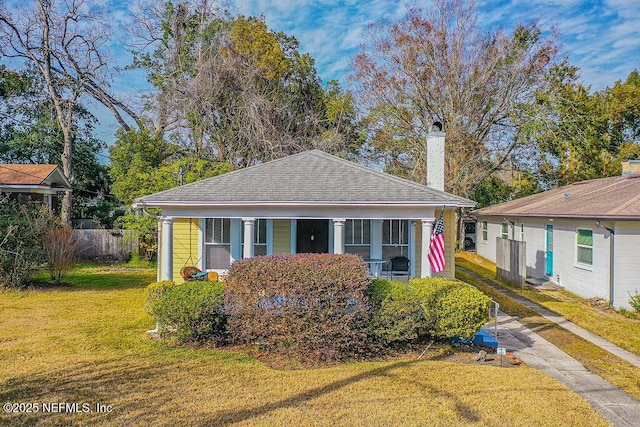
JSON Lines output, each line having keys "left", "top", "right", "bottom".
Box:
{"left": 482, "top": 221, "right": 488, "bottom": 241}
{"left": 205, "top": 218, "right": 231, "bottom": 269}
{"left": 501, "top": 223, "right": 509, "bottom": 239}
{"left": 382, "top": 220, "right": 409, "bottom": 260}
{"left": 576, "top": 229, "right": 593, "bottom": 266}
{"left": 345, "top": 219, "right": 371, "bottom": 258}
{"left": 242, "top": 219, "right": 268, "bottom": 256}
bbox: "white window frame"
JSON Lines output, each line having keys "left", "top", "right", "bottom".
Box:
{"left": 501, "top": 223, "right": 509, "bottom": 239}
{"left": 482, "top": 221, "right": 488, "bottom": 241}
{"left": 242, "top": 219, "right": 268, "bottom": 256}
{"left": 345, "top": 219, "right": 371, "bottom": 258}
{"left": 575, "top": 228, "right": 594, "bottom": 268}
{"left": 382, "top": 219, "right": 409, "bottom": 258}
{"left": 204, "top": 218, "right": 232, "bottom": 270}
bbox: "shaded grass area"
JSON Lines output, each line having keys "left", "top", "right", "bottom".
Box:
{"left": 0, "top": 265, "right": 608, "bottom": 426}
{"left": 456, "top": 253, "right": 640, "bottom": 401}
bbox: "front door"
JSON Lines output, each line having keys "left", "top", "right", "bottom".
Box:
{"left": 545, "top": 224, "right": 553, "bottom": 276}
{"left": 296, "top": 219, "right": 329, "bottom": 253}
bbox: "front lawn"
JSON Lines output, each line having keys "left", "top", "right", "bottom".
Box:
{"left": 0, "top": 265, "right": 607, "bottom": 426}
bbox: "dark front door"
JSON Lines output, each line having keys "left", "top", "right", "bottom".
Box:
{"left": 296, "top": 219, "right": 329, "bottom": 253}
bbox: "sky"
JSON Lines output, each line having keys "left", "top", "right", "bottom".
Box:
{"left": 231, "top": 0, "right": 640, "bottom": 90}
{"left": 3, "top": 0, "right": 640, "bottom": 145}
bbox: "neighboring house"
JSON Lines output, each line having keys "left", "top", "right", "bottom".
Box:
{"left": 474, "top": 160, "right": 640, "bottom": 309}
{"left": 0, "top": 164, "right": 72, "bottom": 212}
{"left": 133, "top": 134, "right": 475, "bottom": 283}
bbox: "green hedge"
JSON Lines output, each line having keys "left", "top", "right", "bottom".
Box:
{"left": 224, "top": 254, "right": 375, "bottom": 361}
{"left": 411, "top": 278, "right": 491, "bottom": 340}
{"left": 368, "top": 279, "right": 422, "bottom": 345}
{"left": 369, "top": 278, "right": 491, "bottom": 344}
{"left": 146, "top": 281, "right": 226, "bottom": 345}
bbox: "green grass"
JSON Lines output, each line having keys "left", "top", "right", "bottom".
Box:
{"left": 0, "top": 264, "right": 609, "bottom": 426}
{"left": 456, "top": 252, "right": 640, "bottom": 401}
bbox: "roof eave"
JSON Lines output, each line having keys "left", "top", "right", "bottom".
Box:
{"left": 472, "top": 212, "right": 640, "bottom": 221}
{"left": 133, "top": 200, "right": 476, "bottom": 209}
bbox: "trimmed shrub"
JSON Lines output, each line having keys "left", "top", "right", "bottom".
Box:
{"left": 148, "top": 281, "right": 226, "bottom": 345}
{"left": 145, "top": 280, "right": 177, "bottom": 315}
{"left": 224, "top": 253, "right": 374, "bottom": 362}
{"left": 368, "top": 279, "right": 422, "bottom": 345}
{"left": 411, "top": 278, "right": 491, "bottom": 340}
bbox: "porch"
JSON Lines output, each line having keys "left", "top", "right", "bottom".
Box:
{"left": 158, "top": 213, "right": 457, "bottom": 283}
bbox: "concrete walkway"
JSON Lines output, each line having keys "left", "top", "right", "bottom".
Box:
{"left": 493, "top": 312, "right": 640, "bottom": 427}
{"left": 457, "top": 267, "right": 640, "bottom": 426}
{"left": 459, "top": 266, "right": 640, "bottom": 368}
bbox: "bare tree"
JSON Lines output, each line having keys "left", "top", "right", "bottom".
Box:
{"left": 0, "top": 0, "right": 142, "bottom": 222}
{"left": 351, "top": 0, "right": 558, "bottom": 197}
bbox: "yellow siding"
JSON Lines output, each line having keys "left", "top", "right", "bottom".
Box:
{"left": 442, "top": 210, "right": 456, "bottom": 279}
{"left": 273, "top": 219, "right": 291, "bottom": 254}
{"left": 172, "top": 218, "right": 200, "bottom": 283}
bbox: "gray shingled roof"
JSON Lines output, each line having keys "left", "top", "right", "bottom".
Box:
{"left": 133, "top": 150, "right": 474, "bottom": 207}
{"left": 473, "top": 174, "right": 640, "bottom": 220}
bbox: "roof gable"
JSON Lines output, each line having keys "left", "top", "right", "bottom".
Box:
{"left": 474, "top": 174, "right": 640, "bottom": 219}
{"left": 0, "top": 164, "right": 70, "bottom": 188}
{"left": 134, "top": 150, "right": 474, "bottom": 207}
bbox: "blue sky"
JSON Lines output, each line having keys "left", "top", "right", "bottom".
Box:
{"left": 231, "top": 0, "right": 640, "bottom": 90}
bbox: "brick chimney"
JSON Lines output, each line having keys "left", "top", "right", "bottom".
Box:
{"left": 426, "top": 122, "right": 445, "bottom": 191}
{"left": 622, "top": 160, "right": 640, "bottom": 176}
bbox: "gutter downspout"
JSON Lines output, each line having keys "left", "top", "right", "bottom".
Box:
{"left": 596, "top": 221, "right": 615, "bottom": 308}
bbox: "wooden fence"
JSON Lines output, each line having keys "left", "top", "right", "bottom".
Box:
{"left": 496, "top": 237, "right": 526, "bottom": 287}
{"left": 73, "top": 229, "right": 138, "bottom": 260}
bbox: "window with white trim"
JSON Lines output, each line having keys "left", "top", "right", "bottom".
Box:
{"left": 482, "top": 221, "right": 488, "bottom": 241}
{"left": 345, "top": 219, "right": 371, "bottom": 258}
{"left": 382, "top": 219, "right": 408, "bottom": 260}
{"left": 205, "top": 218, "right": 231, "bottom": 269}
{"left": 501, "top": 223, "right": 509, "bottom": 239}
{"left": 242, "top": 219, "right": 267, "bottom": 256}
{"left": 576, "top": 229, "right": 593, "bottom": 266}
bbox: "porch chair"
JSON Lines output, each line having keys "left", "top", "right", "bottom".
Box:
{"left": 385, "top": 256, "right": 411, "bottom": 280}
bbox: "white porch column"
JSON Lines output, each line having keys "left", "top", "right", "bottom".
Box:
{"left": 333, "top": 219, "right": 346, "bottom": 254}
{"left": 421, "top": 219, "right": 434, "bottom": 278}
{"left": 160, "top": 217, "right": 173, "bottom": 281}
{"left": 242, "top": 218, "right": 255, "bottom": 259}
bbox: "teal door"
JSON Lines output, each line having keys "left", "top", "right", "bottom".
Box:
{"left": 545, "top": 224, "right": 553, "bottom": 276}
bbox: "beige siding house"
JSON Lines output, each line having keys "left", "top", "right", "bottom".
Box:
{"left": 0, "top": 164, "right": 72, "bottom": 211}
{"left": 133, "top": 139, "right": 474, "bottom": 283}
{"left": 474, "top": 161, "right": 640, "bottom": 309}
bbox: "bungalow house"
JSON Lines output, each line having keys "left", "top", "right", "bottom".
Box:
{"left": 0, "top": 164, "right": 72, "bottom": 212}
{"left": 473, "top": 161, "right": 640, "bottom": 309}
{"left": 132, "top": 132, "right": 475, "bottom": 282}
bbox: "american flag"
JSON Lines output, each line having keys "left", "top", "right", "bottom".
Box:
{"left": 427, "top": 211, "right": 446, "bottom": 273}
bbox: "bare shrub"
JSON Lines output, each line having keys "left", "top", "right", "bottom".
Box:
{"left": 43, "top": 227, "right": 79, "bottom": 283}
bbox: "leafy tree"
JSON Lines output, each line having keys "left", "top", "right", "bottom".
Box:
{"left": 110, "top": 129, "right": 232, "bottom": 253}
{"left": 351, "top": 0, "right": 558, "bottom": 197}
{"left": 515, "top": 66, "right": 640, "bottom": 188}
